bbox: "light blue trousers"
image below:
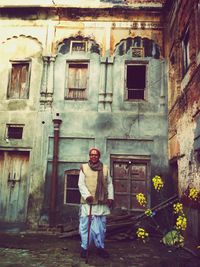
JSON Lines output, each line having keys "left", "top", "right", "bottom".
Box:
{"left": 79, "top": 215, "right": 106, "bottom": 250}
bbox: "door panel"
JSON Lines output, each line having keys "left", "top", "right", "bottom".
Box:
{"left": 114, "top": 179, "right": 129, "bottom": 193}
{"left": 131, "top": 195, "right": 144, "bottom": 210}
{"left": 114, "top": 194, "right": 130, "bottom": 210}
{"left": 113, "top": 158, "right": 149, "bottom": 211}
{"left": 130, "top": 164, "right": 146, "bottom": 179}
{"left": 131, "top": 180, "right": 146, "bottom": 194}
{"left": 0, "top": 151, "right": 30, "bottom": 222}
{"left": 113, "top": 163, "right": 129, "bottom": 179}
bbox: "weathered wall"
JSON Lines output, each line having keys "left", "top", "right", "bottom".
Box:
{"left": 167, "top": 0, "right": 200, "bottom": 193}
{"left": 166, "top": 0, "right": 200, "bottom": 241}
{"left": 0, "top": 2, "right": 169, "bottom": 229}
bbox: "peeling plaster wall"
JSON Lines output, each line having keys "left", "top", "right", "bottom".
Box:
{"left": 0, "top": 30, "right": 45, "bottom": 229}
{"left": 177, "top": 111, "right": 196, "bottom": 193}
{"left": 0, "top": 3, "right": 169, "bottom": 228}
{"left": 166, "top": 0, "right": 200, "bottom": 241}
{"left": 167, "top": 0, "right": 200, "bottom": 192}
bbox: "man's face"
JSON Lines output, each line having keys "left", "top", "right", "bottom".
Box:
{"left": 89, "top": 149, "right": 100, "bottom": 164}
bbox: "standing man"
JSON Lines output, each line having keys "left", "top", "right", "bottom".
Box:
{"left": 78, "top": 148, "right": 114, "bottom": 259}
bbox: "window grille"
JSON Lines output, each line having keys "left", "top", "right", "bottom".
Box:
{"left": 6, "top": 124, "right": 24, "bottom": 139}
{"left": 125, "top": 64, "right": 147, "bottom": 100}
{"left": 132, "top": 47, "right": 144, "bottom": 58}
{"left": 70, "top": 41, "right": 87, "bottom": 53}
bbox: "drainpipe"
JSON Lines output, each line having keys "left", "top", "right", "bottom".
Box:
{"left": 49, "top": 114, "right": 62, "bottom": 227}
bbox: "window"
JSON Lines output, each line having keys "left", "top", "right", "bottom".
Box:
{"left": 64, "top": 170, "right": 80, "bottom": 204}
{"left": 70, "top": 41, "right": 87, "bottom": 53}
{"left": 182, "top": 27, "right": 190, "bottom": 76}
{"left": 125, "top": 63, "right": 147, "bottom": 100}
{"left": 132, "top": 47, "right": 144, "bottom": 58}
{"left": 65, "top": 62, "right": 89, "bottom": 100}
{"left": 7, "top": 60, "right": 31, "bottom": 99}
{"left": 6, "top": 124, "right": 24, "bottom": 139}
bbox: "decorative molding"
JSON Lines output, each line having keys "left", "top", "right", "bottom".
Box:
{"left": 130, "top": 21, "right": 163, "bottom": 31}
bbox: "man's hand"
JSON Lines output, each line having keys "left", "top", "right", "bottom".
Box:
{"left": 86, "top": 196, "right": 94, "bottom": 204}
{"left": 107, "top": 199, "right": 114, "bottom": 209}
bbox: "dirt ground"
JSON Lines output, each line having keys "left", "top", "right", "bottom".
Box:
{"left": 0, "top": 232, "right": 200, "bottom": 267}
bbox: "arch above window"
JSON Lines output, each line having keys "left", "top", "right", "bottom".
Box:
{"left": 114, "top": 36, "right": 161, "bottom": 59}
{"left": 57, "top": 36, "right": 100, "bottom": 55}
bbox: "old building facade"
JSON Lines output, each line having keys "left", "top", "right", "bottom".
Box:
{"left": 0, "top": 0, "right": 199, "bottom": 242}
{"left": 166, "top": 0, "right": 200, "bottom": 241}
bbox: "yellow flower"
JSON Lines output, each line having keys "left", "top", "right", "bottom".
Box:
{"left": 136, "top": 228, "right": 149, "bottom": 242}
{"left": 145, "top": 209, "right": 153, "bottom": 217}
{"left": 136, "top": 193, "right": 147, "bottom": 207}
{"left": 152, "top": 175, "right": 164, "bottom": 191}
{"left": 173, "top": 202, "right": 183, "bottom": 214}
{"left": 175, "top": 214, "right": 187, "bottom": 231}
{"left": 188, "top": 188, "right": 199, "bottom": 201}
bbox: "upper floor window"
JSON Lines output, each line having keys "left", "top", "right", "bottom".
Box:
{"left": 125, "top": 62, "right": 147, "bottom": 100}
{"left": 182, "top": 27, "right": 190, "bottom": 76}
{"left": 131, "top": 47, "right": 144, "bottom": 58}
{"left": 65, "top": 61, "right": 89, "bottom": 100}
{"left": 70, "top": 41, "right": 87, "bottom": 53}
{"left": 7, "top": 60, "right": 31, "bottom": 99}
{"left": 64, "top": 169, "right": 80, "bottom": 205}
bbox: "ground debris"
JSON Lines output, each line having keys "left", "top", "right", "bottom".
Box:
{"left": 59, "top": 194, "right": 178, "bottom": 240}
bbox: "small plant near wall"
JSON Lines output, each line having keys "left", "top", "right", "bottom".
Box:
{"left": 181, "top": 186, "right": 200, "bottom": 209}
{"left": 135, "top": 176, "right": 200, "bottom": 248}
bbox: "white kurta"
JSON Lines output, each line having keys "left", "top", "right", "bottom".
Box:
{"left": 78, "top": 169, "right": 114, "bottom": 217}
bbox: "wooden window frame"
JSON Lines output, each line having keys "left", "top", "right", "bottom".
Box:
{"left": 182, "top": 26, "right": 190, "bottom": 77}
{"left": 131, "top": 47, "right": 144, "bottom": 58}
{"left": 65, "top": 60, "right": 89, "bottom": 100}
{"left": 70, "top": 41, "right": 87, "bottom": 53}
{"left": 7, "top": 59, "right": 31, "bottom": 99}
{"left": 6, "top": 124, "right": 24, "bottom": 140}
{"left": 124, "top": 61, "right": 148, "bottom": 101}
{"left": 64, "top": 169, "right": 80, "bottom": 205}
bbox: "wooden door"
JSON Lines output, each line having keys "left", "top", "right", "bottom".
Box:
{"left": 0, "top": 151, "right": 30, "bottom": 222}
{"left": 113, "top": 158, "right": 149, "bottom": 211}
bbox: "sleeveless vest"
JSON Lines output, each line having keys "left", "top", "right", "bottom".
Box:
{"left": 80, "top": 163, "right": 108, "bottom": 204}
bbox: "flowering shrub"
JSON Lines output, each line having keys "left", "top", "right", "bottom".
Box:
{"left": 145, "top": 208, "right": 154, "bottom": 217}
{"left": 175, "top": 214, "right": 187, "bottom": 231}
{"left": 188, "top": 187, "right": 198, "bottom": 201}
{"left": 135, "top": 175, "right": 200, "bottom": 248}
{"left": 173, "top": 202, "right": 183, "bottom": 214}
{"left": 136, "top": 227, "right": 149, "bottom": 243}
{"left": 136, "top": 193, "right": 147, "bottom": 207}
{"left": 181, "top": 186, "right": 200, "bottom": 209}
{"left": 152, "top": 175, "right": 164, "bottom": 191}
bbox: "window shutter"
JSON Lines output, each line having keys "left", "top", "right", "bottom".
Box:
{"left": 66, "top": 62, "right": 88, "bottom": 99}
{"left": 8, "top": 62, "right": 30, "bottom": 99}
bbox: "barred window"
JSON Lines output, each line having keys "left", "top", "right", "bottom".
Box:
{"left": 6, "top": 124, "right": 24, "bottom": 139}
{"left": 125, "top": 63, "right": 147, "bottom": 100}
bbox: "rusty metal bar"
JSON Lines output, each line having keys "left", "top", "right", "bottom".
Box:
{"left": 49, "top": 115, "right": 62, "bottom": 227}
